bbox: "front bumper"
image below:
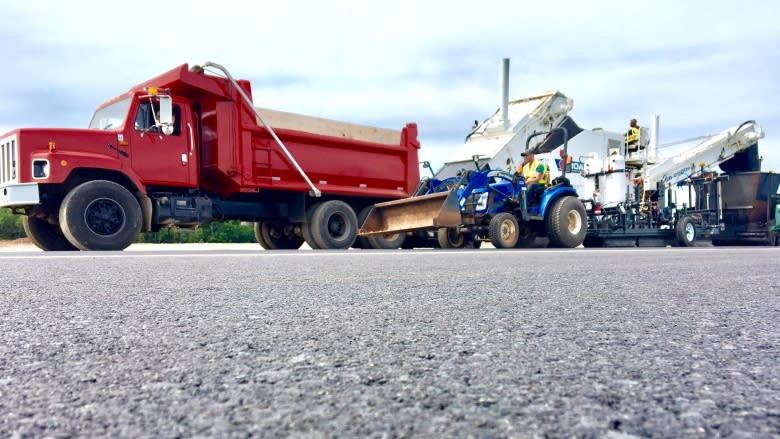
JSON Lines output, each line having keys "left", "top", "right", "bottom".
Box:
{"left": 0, "top": 183, "right": 40, "bottom": 208}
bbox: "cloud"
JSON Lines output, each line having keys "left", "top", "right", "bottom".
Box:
{"left": 0, "top": 0, "right": 778, "bottom": 172}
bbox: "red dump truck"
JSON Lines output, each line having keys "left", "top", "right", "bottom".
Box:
{"left": 0, "top": 62, "right": 420, "bottom": 250}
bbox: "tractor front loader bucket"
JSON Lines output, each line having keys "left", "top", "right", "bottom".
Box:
{"left": 359, "top": 190, "right": 463, "bottom": 236}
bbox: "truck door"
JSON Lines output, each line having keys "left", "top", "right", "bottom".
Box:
{"left": 129, "top": 100, "right": 194, "bottom": 187}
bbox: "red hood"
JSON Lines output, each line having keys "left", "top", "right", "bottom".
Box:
{"left": 10, "top": 127, "right": 124, "bottom": 183}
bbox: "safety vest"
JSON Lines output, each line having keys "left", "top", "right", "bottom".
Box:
{"left": 625, "top": 126, "right": 640, "bottom": 145}
{"left": 519, "top": 159, "right": 548, "bottom": 186}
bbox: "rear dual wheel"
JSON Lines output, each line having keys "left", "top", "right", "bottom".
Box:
{"left": 254, "top": 221, "right": 304, "bottom": 250}
{"left": 354, "top": 206, "right": 406, "bottom": 249}
{"left": 437, "top": 227, "right": 465, "bottom": 248}
{"left": 303, "top": 200, "right": 358, "bottom": 249}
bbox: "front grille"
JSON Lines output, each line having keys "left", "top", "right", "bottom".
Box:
{"left": 0, "top": 135, "right": 18, "bottom": 186}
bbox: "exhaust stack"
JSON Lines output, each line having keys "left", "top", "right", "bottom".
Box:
{"left": 500, "top": 58, "right": 510, "bottom": 130}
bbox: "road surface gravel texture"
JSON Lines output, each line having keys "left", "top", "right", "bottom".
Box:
{"left": 0, "top": 246, "right": 778, "bottom": 437}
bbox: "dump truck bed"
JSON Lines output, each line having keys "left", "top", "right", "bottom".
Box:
{"left": 134, "top": 64, "right": 421, "bottom": 200}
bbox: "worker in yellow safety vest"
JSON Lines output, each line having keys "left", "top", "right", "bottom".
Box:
{"left": 625, "top": 118, "right": 641, "bottom": 152}
{"left": 517, "top": 150, "right": 548, "bottom": 205}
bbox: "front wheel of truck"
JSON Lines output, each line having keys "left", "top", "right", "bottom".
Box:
{"left": 23, "top": 216, "right": 78, "bottom": 251}
{"left": 59, "top": 180, "right": 142, "bottom": 251}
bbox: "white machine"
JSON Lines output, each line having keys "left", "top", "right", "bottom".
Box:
{"left": 581, "top": 120, "right": 764, "bottom": 209}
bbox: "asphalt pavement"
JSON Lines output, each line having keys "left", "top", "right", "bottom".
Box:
{"left": 0, "top": 246, "right": 778, "bottom": 437}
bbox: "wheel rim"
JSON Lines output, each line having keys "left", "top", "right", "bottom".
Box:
{"left": 84, "top": 198, "right": 125, "bottom": 236}
{"left": 500, "top": 219, "right": 516, "bottom": 242}
{"left": 567, "top": 210, "right": 582, "bottom": 234}
{"left": 685, "top": 222, "right": 695, "bottom": 242}
{"left": 327, "top": 213, "right": 349, "bottom": 240}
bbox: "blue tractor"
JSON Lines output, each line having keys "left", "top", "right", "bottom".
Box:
{"left": 359, "top": 130, "right": 588, "bottom": 249}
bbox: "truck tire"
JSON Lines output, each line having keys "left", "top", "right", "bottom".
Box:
{"left": 59, "top": 180, "right": 142, "bottom": 251}
{"left": 515, "top": 223, "right": 536, "bottom": 248}
{"left": 354, "top": 205, "right": 406, "bottom": 250}
{"left": 255, "top": 221, "right": 304, "bottom": 250}
{"left": 308, "top": 200, "right": 358, "bottom": 249}
{"left": 489, "top": 212, "right": 519, "bottom": 248}
{"left": 23, "top": 216, "right": 78, "bottom": 251}
{"left": 302, "top": 202, "right": 322, "bottom": 249}
{"left": 353, "top": 206, "right": 372, "bottom": 249}
{"left": 437, "top": 227, "right": 465, "bottom": 248}
{"left": 546, "top": 196, "right": 587, "bottom": 248}
{"left": 366, "top": 232, "right": 406, "bottom": 250}
{"left": 675, "top": 216, "right": 696, "bottom": 247}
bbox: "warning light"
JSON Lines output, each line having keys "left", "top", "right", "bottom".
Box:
{"left": 147, "top": 87, "right": 159, "bottom": 95}
{"left": 48, "top": 141, "right": 56, "bottom": 152}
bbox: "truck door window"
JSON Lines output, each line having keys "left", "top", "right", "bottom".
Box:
{"left": 135, "top": 102, "right": 181, "bottom": 136}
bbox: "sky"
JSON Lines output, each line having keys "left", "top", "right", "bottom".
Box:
{"left": 1, "top": 0, "right": 778, "bottom": 173}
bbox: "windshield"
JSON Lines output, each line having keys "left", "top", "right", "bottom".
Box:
{"left": 88, "top": 97, "right": 132, "bottom": 130}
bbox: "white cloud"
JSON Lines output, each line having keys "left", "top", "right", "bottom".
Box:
{"left": 1, "top": 0, "right": 779, "bottom": 172}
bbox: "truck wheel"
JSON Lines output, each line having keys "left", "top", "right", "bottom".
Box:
{"left": 59, "top": 180, "right": 142, "bottom": 251}
{"left": 437, "top": 227, "right": 465, "bottom": 248}
{"left": 23, "top": 216, "right": 78, "bottom": 251}
{"left": 353, "top": 206, "right": 372, "bottom": 249}
{"left": 355, "top": 205, "right": 406, "bottom": 249}
{"left": 514, "top": 223, "right": 536, "bottom": 248}
{"left": 308, "top": 200, "right": 358, "bottom": 249}
{"left": 546, "top": 196, "right": 587, "bottom": 248}
{"left": 302, "top": 202, "right": 322, "bottom": 249}
{"left": 255, "top": 221, "right": 304, "bottom": 250}
{"left": 675, "top": 216, "right": 696, "bottom": 247}
{"left": 489, "top": 212, "right": 519, "bottom": 248}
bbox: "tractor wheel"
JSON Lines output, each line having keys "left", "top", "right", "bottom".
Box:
{"left": 255, "top": 221, "right": 304, "bottom": 250}
{"left": 308, "top": 200, "right": 358, "bottom": 249}
{"left": 675, "top": 216, "right": 696, "bottom": 247}
{"left": 23, "top": 216, "right": 78, "bottom": 251}
{"left": 437, "top": 227, "right": 466, "bottom": 248}
{"left": 489, "top": 213, "right": 519, "bottom": 248}
{"left": 514, "top": 223, "right": 537, "bottom": 248}
{"left": 59, "top": 180, "right": 142, "bottom": 251}
{"left": 546, "top": 196, "right": 587, "bottom": 248}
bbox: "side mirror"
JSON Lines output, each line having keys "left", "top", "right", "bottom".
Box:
{"left": 159, "top": 95, "right": 172, "bottom": 125}
{"left": 158, "top": 95, "right": 173, "bottom": 135}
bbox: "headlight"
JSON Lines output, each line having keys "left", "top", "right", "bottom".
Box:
{"left": 32, "top": 159, "right": 49, "bottom": 179}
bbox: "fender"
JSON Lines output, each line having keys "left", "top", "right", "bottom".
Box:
{"left": 539, "top": 185, "right": 578, "bottom": 215}
{"left": 31, "top": 150, "right": 147, "bottom": 195}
